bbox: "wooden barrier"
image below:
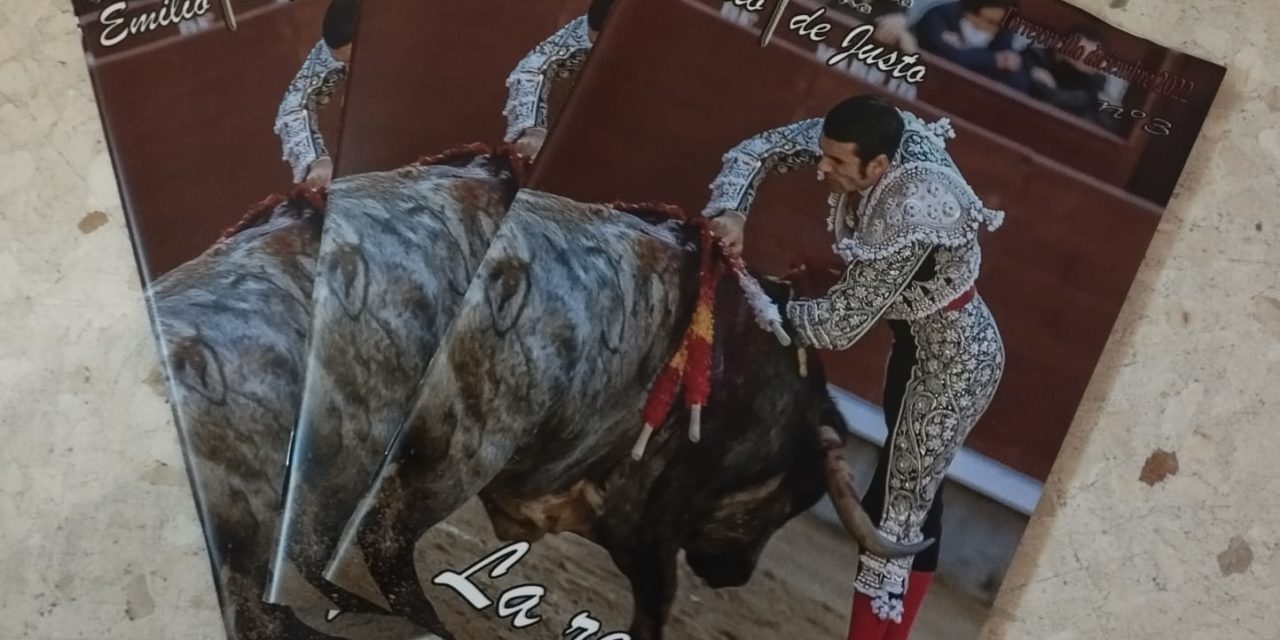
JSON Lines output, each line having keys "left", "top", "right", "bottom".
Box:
{"left": 335, "top": 0, "right": 591, "bottom": 175}
{"left": 84, "top": 1, "right": 331, "bottom": 280}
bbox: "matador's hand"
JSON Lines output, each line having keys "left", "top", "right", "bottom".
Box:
{"left": 513, "top": 128, "right": 548, "bottom": 161}
{"left": 303, "top": 157, "right": 334, "bottom": 190}
{"left": 708, "top": 211, "right": 747, "bottom": 257}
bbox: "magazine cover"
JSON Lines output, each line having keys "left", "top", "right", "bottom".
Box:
{"left": 306, "top": 1, "right": 1226, "bottom": 640}
{"left": 67, "top": 0, "right": 378, "bottom": 638}
{"left": 66, "top": 0, "right": 522, "bottom": 637}
{"left": 262, "top": 0, "right": 601, "bottom": 617}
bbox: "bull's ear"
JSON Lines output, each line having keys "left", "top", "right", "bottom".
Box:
{"left": 485, "top": 257, "right": 531, "bottom": 335}
{"left": 169, "top": 336, "right": 228, "bottom": 405}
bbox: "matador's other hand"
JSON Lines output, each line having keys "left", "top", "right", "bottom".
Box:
{"left": 303, "top": 157, "right": 334, "bottom": 190}
{"left": 513, "top": 128, "right": 548, "bottom": 161}
{"left": 709, "top": 211, "right": 746, "bottom": 257}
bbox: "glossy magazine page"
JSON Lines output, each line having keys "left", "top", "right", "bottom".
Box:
{"left": 519, "top": 0, "right": 1226, "bottom": 637}
{"left": 64, "top": 0, "right": 416, "bottom": 637}
{"left": 264, "top": 0, "right": 597, "bottom": 624}
{"left": 314, "top": 0, "right": 1224, "bottom": 639}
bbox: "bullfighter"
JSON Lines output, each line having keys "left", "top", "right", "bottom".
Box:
{"left": 502, "top": 0, "right": 616, "bottom": 159}
{"left": 704, "top": 94, "right": 1007, "bottom": 640}
{"left": 273, "top": 0, "right": 357, "bottom": 189}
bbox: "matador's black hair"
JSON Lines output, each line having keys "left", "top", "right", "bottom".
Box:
{"left": 822, "top": 95, "right": 905, "bottom": 164}
{"left": 588, "top": 0, "right": 617, "bottom": 32}
{"left": 322, "top": 0, "right": 359, "bottom": 50}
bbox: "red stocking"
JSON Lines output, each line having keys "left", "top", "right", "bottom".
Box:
{"left": 846, "top": 592, "right": 892, "bottom": 640}
{"left": 883, "top": 572, "right": 935, "bottom": 640}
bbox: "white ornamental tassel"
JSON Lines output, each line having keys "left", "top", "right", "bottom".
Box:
{"left": 981, "top": 206, "right": 1006, "bottom": 231}
{"left": 870, "top": 593, "right": 905, "bottom": 623}
{"left": 733, "top": 269, "right": 791, "bottom": 346}
{"left": 925, "top": 118, "right": 956, "bottom": 146}
{"left": 631, "top": 426, "right": 654, "bottom": 461}
{"left": 688, "top": 405, "right": 703, "bottom": 443}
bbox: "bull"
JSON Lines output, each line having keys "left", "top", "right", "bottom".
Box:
{"left": 322, "top": 189, "right": 928, "bottom": 640}
{"left": 265, "top": 148, "right": 521, "bottom": 620}
{"left": 148, "top": 149, "right": 520, "bottom": 639}
{"left": 147, "top": 196, "right": 336, "bottom": 640}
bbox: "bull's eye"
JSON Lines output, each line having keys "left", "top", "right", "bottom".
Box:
{"left": 485, "top": 257, "right": 530, "bottom": 335}
{"left": 326, "top": 243, "right": 369, "bottom": 319}
{"left": 171, "top": 336, "right": 227, "bottom": 405}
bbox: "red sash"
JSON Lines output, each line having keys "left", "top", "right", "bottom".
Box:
{"left": 943, "top": 286, "right": 977, "bottom": 312}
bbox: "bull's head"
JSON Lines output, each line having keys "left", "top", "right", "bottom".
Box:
{"left": 679, "top": 276, "right": 930, "bottom": 588}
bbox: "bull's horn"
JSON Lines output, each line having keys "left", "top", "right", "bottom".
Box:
{"left": 632, "top": 427, "right": 654, "bottom": 461}
{"left": 817, "top": 425, "right": 934, "bottom": 559}
{"left": 770, "top": 323, "right": 792, "bottom": 346}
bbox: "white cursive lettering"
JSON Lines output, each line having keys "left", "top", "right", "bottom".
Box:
{"left": 434, "top": 543, "right": 631, "bottom": 638}
{"left": 432, "top": 541, "right": 531, "bottom": 609}
{"left": 99, "top": 2, "right": 129, "bottom": 47}
{"left": 98, "top": 0, "right": 213, "bottom": 48}
{"left": 826, "top": 24, "right": 928, "bottom": 84}
{"left": 496, "top": 584, "right": 546, "bottom": 629}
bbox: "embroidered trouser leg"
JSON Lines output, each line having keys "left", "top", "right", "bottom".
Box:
{"left": 852, "top": 299, "right": 1005, "bottom": 622}
{"left": 861, "top": 318, "right": 946, "bottom": 572}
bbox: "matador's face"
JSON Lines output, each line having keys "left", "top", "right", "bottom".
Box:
{"left": 816, "top": 135, "right": 890, "bottom": 195}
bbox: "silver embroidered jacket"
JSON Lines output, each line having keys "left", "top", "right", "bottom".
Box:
{"left": 703, "top": 109, "right": 1007, "bottom": 620}
{"left": 502, "top": 15, "right": 593, "bottom": 143}
{"left": 703, "top": 110, "right": 1004, "bottom": 342}
{"left": 274, "top": 41, "right": 347, "bottom": 183}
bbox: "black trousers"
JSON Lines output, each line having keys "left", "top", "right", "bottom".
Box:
{"left": 858, "top": 319, "right": 945, "bottom": 573}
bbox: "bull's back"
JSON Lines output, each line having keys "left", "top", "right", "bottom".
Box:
{"left": 268, "top": 158, "right": 519, "bottom": 603}
{"left": 448, "top": 189, "right": 701, "bottom": 494}
{"left": 147, "top": 213, "right": 320, "bottom": 564}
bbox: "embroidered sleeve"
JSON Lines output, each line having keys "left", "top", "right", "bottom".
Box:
{"left": 274, "top": 41, "right": 348, "bottom": 183}
{"left": 785, "top": 242, "right": 931, "bottom": 350}
{"left": 502, "top": 15, "right": 593, "bottom": 143}
{"left": 702, "top": 118, "right": 823, "bottom": 217}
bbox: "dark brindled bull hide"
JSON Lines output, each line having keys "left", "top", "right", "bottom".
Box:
{"left": 324, "top": 189, "right": 924, "bottom": 640}
{"left": 148, "top": 153, "right": 518, "bottom": 640}
{"left": 266, "top": 152, "right": 520, "bottom": 618}
{"left": 148, "top": 201, "right": 332, "bottom": 640}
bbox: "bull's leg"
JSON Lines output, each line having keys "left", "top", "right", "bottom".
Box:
{"left": 324, "top": 420, "right": 517, "bottom": 638}
{"left": 615, "top": 543, "right": 679, "bottom": 640}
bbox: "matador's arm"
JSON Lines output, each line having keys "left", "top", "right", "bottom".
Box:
{"left": 274, "top": 41, "right": 347, "bottom": 183}
{"left": 702, "top": 118, "right": 824, "bottom": 217}
{"left": 785, "top": 242, "right": 933, "bottom": 350}
{"left": 502, "top": 15, "right": 593, "bottom": 143}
